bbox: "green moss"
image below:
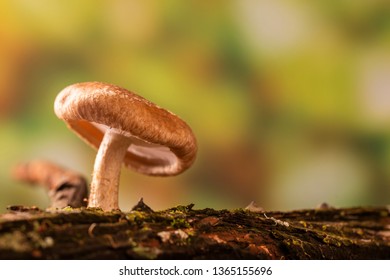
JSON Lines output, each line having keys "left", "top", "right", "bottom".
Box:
{"left": 140, "top": 225, "right": 152, "bottom": 232}
{"left": 61, "top": 206, "right": 75, "bottom": 212}
{"left": 132, "top": 246, "right": 160, "bottom": 259}
{"left": 355, "top": 228, "right": 364, "bottom": 235}
{"left": 125, "top": 211, "right": 146, "bottom": 223}
{"left": 170, "top": 218, "right": 191, "bottom": 229}
{"left": 292, "top": 239, "right": 302, "bottom": 246}
{"left": 168, "top": 204, "right": 195, "bottom": 214}
{"left": 299, "top": 221, "right": 307, "bottom": 228}
{"left": 323, "top": 235, "right": 342, "bottom": 247}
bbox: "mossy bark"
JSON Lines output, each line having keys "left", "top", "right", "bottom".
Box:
{"left": 0, "top": 205, "right": 389, "bottom": 259}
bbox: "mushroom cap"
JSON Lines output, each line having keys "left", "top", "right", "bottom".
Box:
{"left": 54, "top": 82, "right": 197, "bottom": 176}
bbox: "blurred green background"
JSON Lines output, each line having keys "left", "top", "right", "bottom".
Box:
{"left": 1, "top": 0, "right": 390, "bottom": 211}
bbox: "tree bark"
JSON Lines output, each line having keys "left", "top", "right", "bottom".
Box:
{"left": 0, "top": 204, "right": 389, "bottom": 259}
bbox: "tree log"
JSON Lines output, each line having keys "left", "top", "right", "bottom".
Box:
{"left": 0, "top": 204, "right": 389, "bottom": 259}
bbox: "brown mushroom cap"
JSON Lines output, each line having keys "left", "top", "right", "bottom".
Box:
{"left": 54, "top": 82, "right": 197, "bottom": 175}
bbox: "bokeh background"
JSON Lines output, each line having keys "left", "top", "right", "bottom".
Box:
{"left": 1, "top": 0, "right": 390, "bottom": 212}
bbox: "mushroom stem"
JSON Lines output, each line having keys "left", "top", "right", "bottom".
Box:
{"left": 88, "top": 128, "right": 132, "bottom": 211}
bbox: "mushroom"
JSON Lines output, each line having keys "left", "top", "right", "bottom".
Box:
{"left": 54, "top": 82, "right": 197, "bottom": 211}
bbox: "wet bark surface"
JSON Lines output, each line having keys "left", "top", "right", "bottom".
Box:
{"left": 0, "top": 204, "right": 389, "bottom": 259}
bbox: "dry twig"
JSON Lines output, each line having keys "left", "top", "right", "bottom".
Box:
{"left": 12, "top": 160, "right": 88, "bottom": 208}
